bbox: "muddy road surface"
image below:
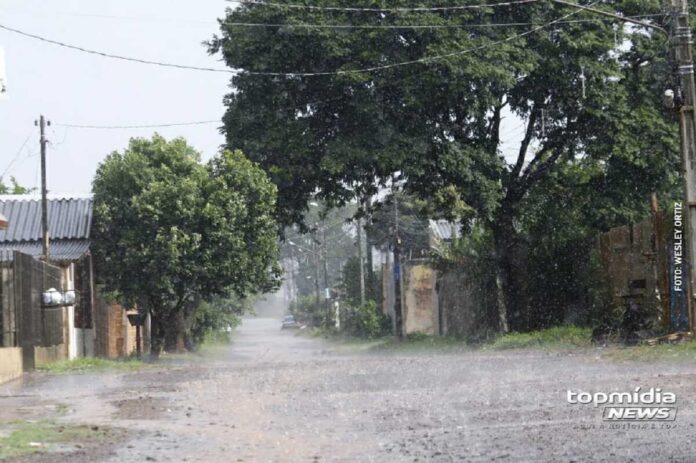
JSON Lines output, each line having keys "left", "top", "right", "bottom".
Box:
{"left": 2, "top": 318, "right": 696, "bottom": 462}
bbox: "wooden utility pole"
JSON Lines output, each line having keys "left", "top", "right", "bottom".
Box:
{"left": 35, "top": 115, "right": 50, "bottom": 261}
{"left": 671, "top": 0, "right": 696, "bottom": 331}
{"left": 393, "top": 190, "right": 403, "bottom": 339}
{"left": 322, "top": 225, "right": 329, "bottom": 303}
{"left": 357, "top": 216, "right": 365, "bottom": 305}
{"left": 312, "top": 226, "right": 321, "bottom": 305}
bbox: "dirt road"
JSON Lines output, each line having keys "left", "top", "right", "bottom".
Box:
{"left": 2, "top": 318, "right": 696, "bottom": 462}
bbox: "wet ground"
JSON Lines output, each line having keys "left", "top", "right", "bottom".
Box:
{"left": 2, "top": 318, "right": 696, "bottom": 462}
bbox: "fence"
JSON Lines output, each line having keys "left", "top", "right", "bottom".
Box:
{"left": 0, "top": 251, "right": 65, "bottom": 350}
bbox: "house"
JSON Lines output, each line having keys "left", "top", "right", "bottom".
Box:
{"left": 0, "top": 195, "right": 140, "bottom": 364}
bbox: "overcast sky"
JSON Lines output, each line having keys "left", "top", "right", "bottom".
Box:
{"left": 0, "top": 0, "right": 522, "bottom": 196}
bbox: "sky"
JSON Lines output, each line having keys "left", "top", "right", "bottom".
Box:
{"left": 0, "top": 0, "right": 523, "bottom": 196}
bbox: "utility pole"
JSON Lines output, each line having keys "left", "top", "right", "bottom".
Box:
{"left": 550, "top": 1, "right": 690, "bottom": 331}
{"left": 35, "top": 115, "right": 50, "bottom": 261}
{"left": 357, "top": 216, "right": 366, "bottom": 305}
{"left": 671, "top": 0, "right": 696, "bottom": 331}
{"left": 392, "top": 189, "right": 403, "bottom": 339}
{"left": 312, "top": 226, "right": 321, "bottom": 306}
{"left": 322, "top": 225, "right": 329, "bottom": 303}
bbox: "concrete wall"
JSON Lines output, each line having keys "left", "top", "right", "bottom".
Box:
{"left": 34, "top": 344, "right": 67, "bottom": 368}
{"left": 95, "top": 300, "right": 138, "bottom": 358}
{"left": 402, "top": 262, "right": 439, "bottom": 335}
{"left": 0, "top": 347, "right": 22, "bottom": 384}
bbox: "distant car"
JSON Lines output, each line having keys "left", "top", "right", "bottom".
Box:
{"left": 281, "top": 315, "right": 300, "bottom": 330}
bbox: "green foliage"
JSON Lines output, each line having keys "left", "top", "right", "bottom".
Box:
{"left": 340, "top": 300, "right": 389, "bottom": 339}
{"left": 366, "top": 192, "right": 431, "bottom": 258}
{"left": 212, "top": 3, "right": 679, "bottom": 332}
{"left": 189, "top": 296, "right": 247, "bottom": 347}
{"left": 36, "top": 357, "right": 145, "bottom": 373}
{"left": 92, "top": 135, "right": 280, "bottom": 354}
{"left": 0, "top": 421, "right": 116, "bottom": 458}
{"left": 339, "top": 256, "right": 362, "bottom": 306}
{"left": 603, "top": 341, "right": 696, "bottom": 362}
{"left": 0, "top": 176, "right": 35, "bottom": 194}
{"left": 281, "top": 202, "right": 356, "bottom": 299}
{"left": 489, "top": 325, "right": 592, "bottom": 350}
{"left": 289, "top": 295, "right": 326, "bottom": 327}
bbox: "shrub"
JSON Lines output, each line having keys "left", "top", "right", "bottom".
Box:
{"left": 289, "top": 295, "right": 326, "bottom": 327}
{"left": 340, "top": 300, "right": 389, "bottom": 339}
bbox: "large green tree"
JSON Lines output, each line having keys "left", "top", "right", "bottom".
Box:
{"left": 92, "top": 135, "right": 280, "bottom": 356}
{"left": 211, "top": 1, "right": 677, "bottom": 330}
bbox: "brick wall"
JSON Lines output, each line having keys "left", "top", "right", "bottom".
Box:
{"left": 94, "top": 300, "right": 137, "bottom": 358}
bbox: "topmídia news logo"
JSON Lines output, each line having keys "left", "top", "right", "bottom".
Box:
{"left": 567, "top": 387, "right": 677, "bottom": 421}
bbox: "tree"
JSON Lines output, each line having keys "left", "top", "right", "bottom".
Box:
{"left": 281, "top": 202, "right": 356, "bottom": 300}
{"left": 92, "top": 135, "right": 280, "bottom": 356}
{"left": 0, "top": 176, "right": 35, "bottom": 194}
{"left": 211, "top": 2, "right": 677, "bottom": 331}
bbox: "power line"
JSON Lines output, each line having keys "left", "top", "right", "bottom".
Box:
{"left": 222, "top": 15, "right": 663, "bottom": 29}
{"left": 239, "top": 0, "right": 539, "bottom": 12}
{"left": 54, "top": 120, "right": 220, "bottom": 129}
{"left": 0, "top": 3, "right": 616, "bottom": 78}
{"left": 1, "top": 128, "right": 35, "bottom": 179}
{"left": 0, "top": 23, "right": 234, "bottom": 74}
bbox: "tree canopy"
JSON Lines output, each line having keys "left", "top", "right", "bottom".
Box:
{"left": 91, "top": 135, "right": 280, "bottom": 355}
{"left": 211, "top": 1, "right": 680, "bottom": 330}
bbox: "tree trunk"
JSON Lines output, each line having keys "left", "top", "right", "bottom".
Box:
{"left": 492, "top": 205, "right": 530, "bottom": 333}
{"left": 163, "top": 310, "right": 187, "bottom": 353}
{"left": 150, "top": 313, "right": 165, "bottom": 360}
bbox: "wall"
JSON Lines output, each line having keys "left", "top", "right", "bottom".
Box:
{"left": 94, "top": 300, "right": 137, "bottom": 358}
{"left": 34, "top": 344, "right": 67, "bottom": 367}
{"left": 402, "top": 261, "right": 439, "bottom": 335}
{"left": 597, "top": 215, "right": 666, "bottom": 328}
{"left": 0, "top": 347, "right": 22, "bottom": 384}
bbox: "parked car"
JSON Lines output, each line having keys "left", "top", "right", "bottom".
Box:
{"left": 281, "top": 315, "right": 300, "bottom": 330}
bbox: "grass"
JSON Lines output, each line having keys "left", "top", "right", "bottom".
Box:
{"left": 603, "top": 340, "right": 696, "bottom": 362}
{"left": 298, "top": 324, "right": 594, "bottom": 353}
{"left": 36, "top": 356, "right": 147, "bottom": 374}
{"left": 370, "top": 333, "right": 470, "bottom": 353}
{"left": 0, "top": 420, "right": 113, "bottom": 458}
{"left": 487, "top": 325, "right": 593, "bottom": 350}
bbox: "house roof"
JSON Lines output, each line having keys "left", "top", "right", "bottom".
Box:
{"left": 0, "top": 195, "right": 92, "bottom": 242}
{"left": 0, "top": 196, "right": 93, "bottom": 262}
{"left": 0, "top": 240, "right": 91, "bottom": 263}
{"left": 429, "top": 219, "right": 462, "bottom": 241}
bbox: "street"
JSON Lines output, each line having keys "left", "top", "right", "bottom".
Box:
{"left": 2, "top": 318, "right": 696, "bottom": 462}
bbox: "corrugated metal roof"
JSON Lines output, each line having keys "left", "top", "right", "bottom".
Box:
{"left": 429, "top": 219, "right": 462, "bottom": 241}
{"left": 0, "top": 240, "right": 90, "bottom": 262}
{"left": 0, "top": 196, "right": 92, "bottom": 242}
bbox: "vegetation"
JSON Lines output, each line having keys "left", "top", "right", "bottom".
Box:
{"left": 0, "top": 421, "right": 119, "bottom": 458}
{"left": 489, "top": 325, "right": 592, "bottom": 350}
{"left": 340, "top": 300, "right": 390, "bottom": 339}
{"left": 603, "top": 341, "right": 696, "bottom": 362}
{"left": 36, "top": 357, "right": 146, "bottom": 374}
{"left": 280, "top": 201, "right": 357, "bottom": 301}
{"left": 92, "top": 135, "right": 280, "bottom": 357}
{"left": 211, "top": 2, "right": 680, "bottom": 334}
{"left": 0, "top": 176, "right": 35, "bottom": 194}
{"left": 289, "top": 295, "right": 327, "bottom": 327}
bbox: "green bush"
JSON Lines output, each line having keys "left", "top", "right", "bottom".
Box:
{"left": 490, "top": 325, "right": 592, "bottom": 350}
{"left": 340, "top": 300, "right": 389, "bottom": 339}
{"left": 289, "top": 295, "right": 326, "bottom": 327}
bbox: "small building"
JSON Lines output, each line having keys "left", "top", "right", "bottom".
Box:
{"left": 0, "top": 195, "right": 140, "bottom": 362}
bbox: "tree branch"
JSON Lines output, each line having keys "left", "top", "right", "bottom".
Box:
{"left": 510, "top": 104, "right": 540, "bottom": 179}
{"left": 489, "top": 103, "right": 504, "bottom": 149}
